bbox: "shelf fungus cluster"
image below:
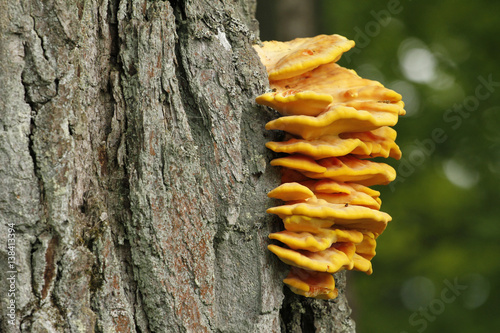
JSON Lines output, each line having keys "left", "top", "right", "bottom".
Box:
{"left": 254, "top": 34, "right": 405, "bottom": 299}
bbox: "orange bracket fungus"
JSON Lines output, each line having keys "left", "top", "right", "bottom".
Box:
{"left": 255, "top": 34, "right": 404, "bottom": 299}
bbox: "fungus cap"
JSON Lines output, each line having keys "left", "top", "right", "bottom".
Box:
{"left": 352, "top": 253, "right": 373, "bottom": 275}
{"left": 266, "top": 198, "right": 391, "bottom": 227}
{"left": 301, "top": 180, "right": 381, "bottom": 199}
{"left": 314, "top": 192, "right": 381, "bottom": 210}
{"left": 344, "top": 100, "right": 406, "bottom": 116}
{"left": 266, "top": 135, "right": 373, "bottom": 160}
{"left": 268, "top": 242, "right": 356, "bottom": 273}
{"left": 299, "top": 179, "right": 354, "bottom": 194}
{"left": 266, "top": 132, "right": 400, "bottom": 160}
{"left": 300, "top": 156, "right": 397, "bottom": 186}
{"left": 283, "top": 214, "right": 387, "bottom": 236}
{"left": 271, "top": 154, "right": 327, "bottom": 173}
{"left": 267, "top": 182, "right": 315, "bottom": 201}
{"left": 349, "top": 183, "right": 381, "bottom": 198}
{"left": 282, "top": 215, "right": 337, "bottom": 233}
{"left": 253, "top": 34, "right": 355, "bottom": 81}
{"left": 340, "top": 127, "right": 402, "bottom": 160}
{"left": 256, "top": 90, "right": 333, "bottom": 116}
{"left": 269, "top": 228, "right": 363, "bottom": 252}
{"left": 265, "top": 105, "right": 400, "bottom": 139}
{"left": 298, "top": 181, "right": 382, "bottom": 209}
{"left": 258, "top": 93, "right": 406, "bottom": 117}
{"left": 355, "top": 232, "right": 377, "bottom": 259}
{"left": 283, "top": 267, "right": 338, "bottom": 299}
{"left": 268, "top": 62, "right": 402, "bottom": 104}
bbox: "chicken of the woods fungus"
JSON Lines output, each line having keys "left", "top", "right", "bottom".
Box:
{"left": 255, "top": 34, "right": 404, "bottom": 300}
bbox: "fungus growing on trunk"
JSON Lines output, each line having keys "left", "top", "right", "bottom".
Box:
{"left": 267, "top": 182, "right": 315, "bottom": 201}
{"left": 265, "top": 105, "right": 401, "bottom": 139}
{"left": 269, "top": 228, "right": 363, "bottom": 252}
{"left": 283, "top": 267, "right": 338, "bottom": 299}
{"left": 255, "top": 34, "right": 404, "bottom": 299}
{"left": 254, "top": 34, "right": 355, "bottom": 81}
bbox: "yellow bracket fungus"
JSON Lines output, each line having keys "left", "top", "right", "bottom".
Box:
{"left": 255, "top": 33, "right": 404, "bottom": 299}
{"left": 355, "top": 232, "right": 377, "bottom": 260}
{"left": 265, "top": 105, "right": 400, "bottom": 140}
{"left": 268, "top": 242, "right": 356, "bottom": 273}
{"left": 256, "top": 90, "right": 333, "bottom": 116}
{"left": 266, "top": 131, "right": 400, "bottom": 160}
{"left": 283, "top": 267, "right": 338, "bottom": 299}
{"left": 266, "top": 135, "right": 373, "bottom": 160}
{"left": 314, "top": 192, "right": 381, "bottom": 210}
{"left": 282, "top": 214, "right": 387, "bottom": 237}
{"left": 300, "top": 156, "right": 396, "bottom": 186}
{"left": 270, "top": 154, "right": 327, "bottom": 173}
{"left": 253, "top": 34, "right": 355, "bottom": 81}
{"left": 266, "top": 197, "right": 391, "bottom": 225}
{"left": 298, "top": 180, "right": 382, "bottom": 209}
{"left": 282, "top": 215, "right": 336, "bottom": 233}
{"left": 267, "top": 182, "right": 315, "bottom": 201}
{"left": 352, "top": 253, "right": 373, "bottom": 274}
{"left": 266, "top": 62, "right": 401, "bottom": 104}
{"left": 299, "top": 179, "right": 354, "bottom": 194}
{"left": 269, "top": 228, "right": 363, "bottom": 252}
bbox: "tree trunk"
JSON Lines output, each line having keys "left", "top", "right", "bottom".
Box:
{"left": 0, "top": 0, "right": 355, "bottom": 332}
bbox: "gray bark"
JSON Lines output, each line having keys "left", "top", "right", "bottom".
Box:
{"left": 0, "top": 0, "right": 355, "bottom": 332}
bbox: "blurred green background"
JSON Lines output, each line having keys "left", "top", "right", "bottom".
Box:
{"left": 257, "top": 1, "right": 500, "bottom": 332}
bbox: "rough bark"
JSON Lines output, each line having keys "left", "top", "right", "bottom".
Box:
{"left": 0, "top": 0, "right": 355, "bottom": 332}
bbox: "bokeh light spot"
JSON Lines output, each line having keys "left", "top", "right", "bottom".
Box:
{"left": 398, "top": 38, "right": 437, "bottom": 83}
{"left": 461, "top": 274, "right": 490, "bottom": 309}
{"left": 400, "top": 276, "right": 436, "bottom": 311}
{"left": 443, "top": 159, "right": 479, "bottom": 189}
